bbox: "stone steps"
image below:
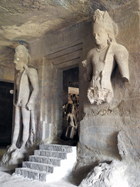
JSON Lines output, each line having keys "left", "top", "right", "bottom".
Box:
{"left": 34, "top": 150, "right": 67, "bottom": 159}
{"left": 15, "top": 144, "right": 77, "bottom": 182}
{"left": 23, "top": 161, "right": 54, "bottom": 173}
{"left": 39, "top": 144, "right": 73, "bottom": 152}
{"left": 29, "top": 155, "right": 61, "bottom": 166}
{"left": 15, "top": 167, "right": 48, "bottom": 181}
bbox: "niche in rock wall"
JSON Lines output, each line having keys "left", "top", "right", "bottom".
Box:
{"left": 0, "top": 81, "right": 14, "bottom": 147}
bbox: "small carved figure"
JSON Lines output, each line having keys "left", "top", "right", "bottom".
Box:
{"left": 83, "top": 9, "right": 129, "bottom": 105}
{"left": 1, "top": 44, "right": 39, "bottom": 165}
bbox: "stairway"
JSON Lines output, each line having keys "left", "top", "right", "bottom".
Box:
{"left": 15, "top": 144, "right": 77, "bottom": 182}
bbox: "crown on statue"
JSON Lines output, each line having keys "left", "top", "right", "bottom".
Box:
{"left": 93, "top": 9, "right": 118, "bottom": 41}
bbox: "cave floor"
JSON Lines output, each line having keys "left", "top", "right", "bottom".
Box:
{"left": 0, "top": 171, "right": 77, "bottom": 187}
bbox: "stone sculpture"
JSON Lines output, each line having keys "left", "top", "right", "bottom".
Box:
{"left": 1, "top": 44, "right": 39, "bottom": 165}
{"left": 82, "top": 9, "right": 129, "bottom": 105}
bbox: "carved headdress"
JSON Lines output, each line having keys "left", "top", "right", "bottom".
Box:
{"left": 15, "top": 44, "right": 31, "bottom": 65}
{"left": 93, "top": 9, "right": 118, "bottom": 42}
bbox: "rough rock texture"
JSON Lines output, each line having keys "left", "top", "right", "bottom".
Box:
{"left": 1, "top": 0, "right": 136, "bottom": 82}
{"left": 79, "top": 161, "right": 129, "bottom": 187}
{"left": 78, "top": 0, "right": 140, "bottom": 170}
{"left": 0, "top": 0, "right": 138, "bottom": 47}
{"left": 79, "top": 131, "right": 140, "bottom": 187}
{"left": 0, "top": 1, "right": 140, "bottom": 185}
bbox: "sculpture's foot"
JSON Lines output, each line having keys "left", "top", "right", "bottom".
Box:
{"left": 9, "top": 148, "right": 26, "bottom": 165}
{"left": 10, "top": 148, "right": 20, "bottom": 159}
{"left": 7, "top": 144, "right": 17, "bottom": 153}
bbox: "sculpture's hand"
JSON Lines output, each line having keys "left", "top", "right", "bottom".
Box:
{"left": 27, "top": 101, "right": 34, "bottom": 111}
{"left": 15, "top": 101, "right": 21, "bottom": 107}
{"left": 122, "top": 77, "right": 129, "bottom": 83}
{"left": 82, "top": 60, "right": 87, "bottom": 67}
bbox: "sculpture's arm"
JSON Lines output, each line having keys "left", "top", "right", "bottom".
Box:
{"left": 27, "top": 68, "right": 39, "bottom": 110}
{"left": 114, "top": 45, "right": 129, "bottom": 82}
{"left": 84, "top": 50, "right": 93, "bottom": 81}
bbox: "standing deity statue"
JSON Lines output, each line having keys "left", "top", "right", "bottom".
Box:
{"left": 83, "top": 9, "right": 129, "bottom": 105}
{"left": 1, "top": 44, "right": 39, "bottom": 165}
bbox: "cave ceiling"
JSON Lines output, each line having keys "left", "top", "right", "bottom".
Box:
{"left": 0, "top": 0, "right": 133, "bottom": 48}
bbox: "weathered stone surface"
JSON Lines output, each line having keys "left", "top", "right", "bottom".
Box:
{"left": 79, "top": 160, "right": 129, "bottom": 187}
{"left": 0, "top": 1, "right": 140, "bottom": 185}
{"left": 39, "top": 144, "right": 73, "bottom": 153}
{"left": 23, "top": 161, "right": 53, "bottom": 173}
{"left": 80, "top": 111, "right": 124, "bottom": 157}
{"left": 15, "top": 144, "right": 77, "bottom": 182}
{"left": 1, "top": 45, "right": 39, "bottom": 167}
{"left": 83, "top": 9, "right": 129, "bottom": 105}
{"left": 78, "top": 131, "right": 140, "bottom": 187}
{"left": 117, "top": 131, "right": 140, "bottom": 162}
{"left": 29, "top": 155, "right": 61, "bottom": 166}
{"left": 0, "top": 0, "right": 137, "bottom": 47}
{"left": 78, "top": 2, "right": 140, "bottom": 171}
{"left": 34, "top": 150, "right": 67, "bottom": 159}
{"left": 15, "top": 168, "right": 47, "bottom": 181}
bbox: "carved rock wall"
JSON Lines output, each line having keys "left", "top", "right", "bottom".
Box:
{"left": 79, "top": 1, "right": 140, "bottom": 170}
{"left": 2, "top": 1, "right": 138, "bottom": 178}
{"left": 0, "top": 47, "right": 15, "bottom": 82}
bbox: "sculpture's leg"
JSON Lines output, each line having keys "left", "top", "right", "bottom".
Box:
{"left": 30, "top": 110, "right": 36, "bottom": 145}
{"left": 8, "top": 106, "right": 21, "bottom": 153}
{"left": 20, "top": 107, "right": 30, "bottom": 149}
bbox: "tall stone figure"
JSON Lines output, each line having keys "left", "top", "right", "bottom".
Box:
{"left": 83, "top": 9, "right": 129, "bottom": 105}
{"left": 1, "top": 44, "right": 39, "bottom": 165}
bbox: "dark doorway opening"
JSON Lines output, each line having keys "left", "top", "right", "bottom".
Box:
{"left": 0, "top": 81, "right": 14, "bottom": 147}
{"left": 61, "top": 67, "right": 79, "bottom": 145}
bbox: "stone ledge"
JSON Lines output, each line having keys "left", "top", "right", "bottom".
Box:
{"left": 39, "top": 144, "right": 75, "bottom": 153}
{"left": 29, "top": 155, "right": 61, "bottom": 166}
{"left": 23, "top": 161, "right": 54, "bottom": 173}
{"left": 15, "top": 168, "right": 47, "bottom": 182}
{"left": 34, "top": 150, "right": 67, "bottom": 159}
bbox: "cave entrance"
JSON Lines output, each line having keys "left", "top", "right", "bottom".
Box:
{"left": 0, "top": 81, "right": 14, "bottom": 147}
{"left": 61, "top": 67, "right": 79, "bottom": 145}
{"left": 43, "top": 43, "right": 82, "bottom": 143}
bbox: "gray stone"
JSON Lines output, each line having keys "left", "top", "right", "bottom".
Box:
{"left": 83, "top": 9, "right": 129, "bottom": 105}
{"left": 80, "top": 112, "right": 123, "bottom": 158}
{"left": 15, "top": 168, "right": 47, "bottom": 181}
{"left": 79, "top": 160, "right": 128, "bottom": 187}
{"left": 23, "top": 161, "right": 53, "bottom": 173}
{"left": 39, "top": 144, "right": 73, "bottom": 153}
{"left": 14, "top": 144, "right": 77, "bottom": 182}
{"left": 29, "top": 155, "right": 61, "bottom": 166}
{"left": 1, "top": 45, "right": 39, "bottom": 166}
{"left": 117, "top": 131, "right": 140, "bottom": 162}
{"left": 34, "top": 150, "right": 67, "bottom": 159}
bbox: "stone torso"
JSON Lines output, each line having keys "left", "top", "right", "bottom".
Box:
{"left": 89, "top": 46, "right": 115, "bottom": 91}
{"left": 15, "top": 69, "right": 31, "bottom": 107}
{"left": 91, "top": 47, "right": 108, "bottom": 77}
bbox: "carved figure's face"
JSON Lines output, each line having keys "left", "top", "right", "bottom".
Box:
{"left": 14, "top": 52, "right": 27, "bottom": 72}
{"left": 93, "top": 25, "right": 109, "bottom": 46}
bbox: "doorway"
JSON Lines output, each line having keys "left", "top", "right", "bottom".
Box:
{"left": 0, "top": 81, "right": 14, "bottom": 147}
{"left": 43, "top": 43, "right": 82, "bottom": 143}
{"left": 61, "top": 67, "right": 79, "bottom": 144}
